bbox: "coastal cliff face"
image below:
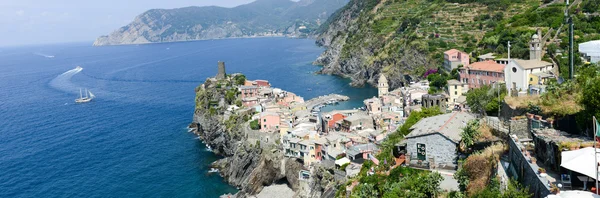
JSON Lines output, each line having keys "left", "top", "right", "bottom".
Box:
{"left": 94, "top": 0, "right": 348, "bottom": 46}
{"left": 314, "top": 0, "right": 539, "bottom": 89}
{"left": 191, "top": 79, "right": 308, "bottom": 197}
{"left": 314, "top": 0, "right": 434, "bottom": 89}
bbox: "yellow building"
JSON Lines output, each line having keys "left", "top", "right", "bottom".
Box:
{"left": 528, "top": 72, "right": 554, "bottom": 86}
{"left": 447, "top": 79, "right": 468, "bottom": 110}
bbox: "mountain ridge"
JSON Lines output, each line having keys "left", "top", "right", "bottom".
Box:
{"left": 94, "top": 0, "right": 347, "bottom": 46}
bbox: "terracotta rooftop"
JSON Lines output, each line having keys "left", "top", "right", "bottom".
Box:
{"left": 466, "top": 60, "right": 505, "bottom": 72}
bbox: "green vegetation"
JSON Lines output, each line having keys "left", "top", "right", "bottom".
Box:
{"left": 225, "top": 89, "right": 238, "bottom": 105}
{"left": 338, "top": 166, "right": 444, "bottom": 198}
{"left": 466, "top": 85, "right": 507, "bottom": 116}
{"left": 398, "top": 107, "right": 443, "bottom": 136}
{"left": 249, "top": 120, "right": 260, "bottom": 130}
{"left": 453, "top": 143, "right": 530, "bottom": 197}
{"left": 460, "top": 120, "right": 481, "bottom": 151}
{"left": 233, "top": 74, "right": 246, "bottom": 86}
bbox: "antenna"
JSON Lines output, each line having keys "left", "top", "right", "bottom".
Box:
{"left": 508, "top": 41, "right": 511, "bottom": 61}
{"left": 566, "top": 0, "right": 574, "bottom": 79}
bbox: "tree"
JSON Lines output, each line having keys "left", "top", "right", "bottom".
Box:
{"left": 466, "top": 85, "right": 506, "bottom": 116}
{"left": 225, "top": 89, "right": 238, "bottom": 104}
{"left": 460, "top": 120, "right": 481, "bottom": 150}
{"left": 233, "top": 74, "right": 246, "bottom": 85}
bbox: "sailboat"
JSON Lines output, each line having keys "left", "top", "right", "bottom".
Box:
{"left": 75, "top": 88, "right": 95, "bottom": 103}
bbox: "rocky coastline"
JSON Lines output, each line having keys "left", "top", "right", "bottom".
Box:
{"left": 189, "top": 75, "right": 338, "bottom": 198}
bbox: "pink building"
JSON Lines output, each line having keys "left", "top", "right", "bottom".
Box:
{"left": 459, "top": 60, "right": 505, "bottom": 89}
{"left": 281, "top": 92, "right": 304, "bottom": 104}
{"left": 259, "top": 112, "right": 280, "bottom": 132}
{"left": 242, "top": 97, "right": 258, "bottom": 107}
{"left": 239, "top": 86, "right": 259, "bottom": 99}
{"left": 443, "top": 49, "right": 470, "bottom": 71}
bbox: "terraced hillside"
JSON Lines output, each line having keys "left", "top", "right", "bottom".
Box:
{"left": 315, "top": 0, "right": 595, "bottom": 88}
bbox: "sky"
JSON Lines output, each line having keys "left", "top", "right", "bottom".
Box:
{"left": 0, "top": 0, "right": 257, "bottom": 47}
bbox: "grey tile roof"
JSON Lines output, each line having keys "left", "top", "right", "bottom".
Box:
{"left": 405, "top": 112, "right": 475, "bottom": 143}
{"left": 513, "top": 59, "right": 553, "bottom": 69}
{"left": 346, "top": 143, "right": 379, "bottom": 157}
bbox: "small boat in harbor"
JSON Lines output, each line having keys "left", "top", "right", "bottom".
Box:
{"left": 75, "top": 88, "right": 95, "bottom": 103}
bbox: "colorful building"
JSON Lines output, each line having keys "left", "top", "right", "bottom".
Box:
{"left": 459, "top": 60, "right": 505, "bottom": 89}
{"left": 259, "top": 112, "right": 280, "bottom": 132}
{"left": 443, "top": 49, "right": 470, "bottom": 71}
{"left": 447, "top": 79, "right": 468, "bottom": 109}
{"left": 239, "top": 85, "right": 259, "bottom": 99}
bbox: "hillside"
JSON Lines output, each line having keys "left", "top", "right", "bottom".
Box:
{"left": 93, "top": 0, "right": 347, "bottom": 46}
{"left": 315, "top": 0, "right": 600, "bottom": 89}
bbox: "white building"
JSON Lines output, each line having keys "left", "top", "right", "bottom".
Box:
{"left": 504, "top": 34, "right": 555, "bottom": 94}
{"left": 579, "top": 40, "right": 600, "bottom": 64}
{"left": 504, "top": 59, "right": 554, "bottom": 93}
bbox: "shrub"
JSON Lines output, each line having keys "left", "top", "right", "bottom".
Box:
{"left": 249, "top": 120, "right": 260, "bottom": 130}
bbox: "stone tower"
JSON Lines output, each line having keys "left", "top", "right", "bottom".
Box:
{"left": 216, "top": 61, "right": 226, "bottom": 79}
{"left": 530, "top": 33, "right": 542, "bottom": 61}
{"left": 378, "top": 74, "right": 389, "bottom": 97}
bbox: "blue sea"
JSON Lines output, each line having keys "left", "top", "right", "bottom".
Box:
{"left": 0, "top": 38, "right": 376, "bottom": 197}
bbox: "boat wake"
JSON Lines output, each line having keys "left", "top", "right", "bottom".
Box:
{"left": 49, "top": 67, "right": 84, "bottom": 93}
{"left": 34, "top": 52, "right": 55, "bottom": 58}
{"left": 208, "top": 168, "right": 219, "bottom": 173}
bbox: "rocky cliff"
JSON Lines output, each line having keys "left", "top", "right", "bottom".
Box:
{"left": 314, "top": 0, "right": 541, "bottom": 89}
{"left": 191, "top": 78, "right": 308, "bottom": 197}
{"left": 94, "top": 0, "right": 348, "bottom": 46}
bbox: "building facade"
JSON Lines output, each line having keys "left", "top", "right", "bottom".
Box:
{"left": 378, "top": 74, "right": 389, "bottom": 97}
{"left": 259, "top": 112, "right": 280, "bottom": 132}
{"left": 443, "top": 49, "right": 470, "bottom": 71}
{"left": 447, "top": 80, "right": 468, "bottom": 109}
{"left": 504, "top": 34, "right": 555, "bottom": 94}
{"left": 459, "top": 60, "right": 505, "bottom": 89}
{"left": 421, "top": 94, "right": 448, "bottom": 110}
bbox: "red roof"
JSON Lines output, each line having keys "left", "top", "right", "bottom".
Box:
{"left": 466, "top": 60, "right": 505, "bottom": 72}
{"left": 328, "top": 113, "right": 346, "bottom": 128}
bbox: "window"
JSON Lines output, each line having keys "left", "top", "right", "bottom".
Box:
{"left": 263, "top": 125, "right": 266, "bottom": 128}
{"left": 454, "top": 85, "right": 457, "bottom": 89}
{"left": 310, "top": 146, "right": 314, "bottom": 150}
{"left": 455, "top": 91, "right": 457, "bottom": 95}
{"left": 263, "top": 119, "right": 266, "bottom": 122}
{"left": 530, "top": 78, "right": 533, "bottom": 82}
{"left": 512, "top": 67, "right": 517, "bottom": 73}
{"left": 276, "top": 126, "right": 279, "bottom": 129}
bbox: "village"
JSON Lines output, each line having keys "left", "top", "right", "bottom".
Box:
{"left": 203, "top": 28, "right": 600, "bottom": 198}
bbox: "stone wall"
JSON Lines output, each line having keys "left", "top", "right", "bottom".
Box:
{"left": 507, "top": 137, "right": 551, "bottom": 198}
{"left": 406, "top": 133, "right": 457, "bottom": 170}
{"left": 511, "top": 119, "right": 530, "bottom": 139}
{"left": 500, "top": 102, "right": 526, "bottom": 121}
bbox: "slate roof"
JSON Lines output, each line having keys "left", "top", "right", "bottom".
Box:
{"left": 405, "top": 112, "right": 475, "bottom": 143}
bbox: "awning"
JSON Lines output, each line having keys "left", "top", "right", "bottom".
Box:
{"left": 546, "top": 190, "right": 600, "bottom": 198}
{"left": 560, "top": 147, "right": 600, "bottom": 180}
{"left": 335, "top": 157, "right": 351, "bottom": 166}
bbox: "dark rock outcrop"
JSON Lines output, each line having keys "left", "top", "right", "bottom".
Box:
{"left": 191, "top": 79, "right": 309, "bottom": 197}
